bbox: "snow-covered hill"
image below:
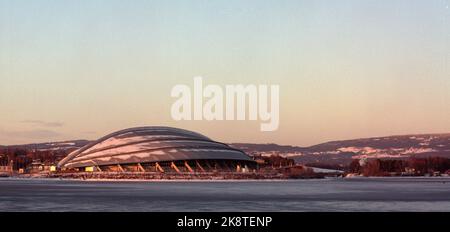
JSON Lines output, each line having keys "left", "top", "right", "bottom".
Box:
{"left": 3, "top": 140, "right": 90, "bottom": 151}
{"left": 4, "top": 133, "right": 450, "bottom": 167}
{"left": 232, "top": 134, "right": 450, "bottom": 166}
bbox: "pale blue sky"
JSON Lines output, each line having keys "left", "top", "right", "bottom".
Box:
{"left": 0, "top": 0, "right": 449, "bottom": 145}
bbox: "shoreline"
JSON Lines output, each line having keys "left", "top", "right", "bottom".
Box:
{"left": 2, "top": 175, "right": 450, "bottom": 183}
{"left": 1, "top": 176, "right": 331, "bottom": 182}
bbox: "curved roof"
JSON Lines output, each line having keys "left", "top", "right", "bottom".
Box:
{"left": 58, "top": 126, "right": 253, "bottom": 168}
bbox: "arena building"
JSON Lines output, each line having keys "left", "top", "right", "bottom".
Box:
{"left": 58, "top": 127, "right": 255, "bottom": 173}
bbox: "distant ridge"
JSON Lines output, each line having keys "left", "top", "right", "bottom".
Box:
{"left": 2, "top": 140, "right": 90, "bottom": 151}
{"left": 3, "top": 133, "right": 450, "bottom": 166}
{"left": 231, "top": 133, "right": 450, "bottom": 166}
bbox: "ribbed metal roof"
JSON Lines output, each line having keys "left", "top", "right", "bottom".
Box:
{"left": 58, "top": 126, "right": 253, "bottom": 168}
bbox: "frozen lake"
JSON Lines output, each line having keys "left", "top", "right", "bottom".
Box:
{"left": 1, "top": 177, "right": 450, "bottom": 211}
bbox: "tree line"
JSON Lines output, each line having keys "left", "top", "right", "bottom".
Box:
{"left": 0, "top": 148, "right": 69, "bottom": 170}
{"left": 349, "top": 157, "right": 450, "bottom": 176}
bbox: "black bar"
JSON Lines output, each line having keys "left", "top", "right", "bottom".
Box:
{"left": 2, "top": 212, "right": 450, "bottom": 231}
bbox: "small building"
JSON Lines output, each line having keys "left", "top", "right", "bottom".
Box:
{"left": 49, "top": 165, "right": 57, "bottom": 172}
{"left": 85, "top": 166, "right": 95, "bottom": 172}
{"left": 0, "top": 160, "right": 14, "bottom": 174}
{"left": 30, "top": 160, "right": 45, "bottom": 173}
{"left": 403, "top": 167, "right": 416, "bottom": 176}
{"left": 255, "top": 159, "right": 266, "bottom": 165}
{"left": 433, "top": 171, "right": 441, "bottom": 177}
{"left": 0, "top": 166, "right": 10, "bottom": 172}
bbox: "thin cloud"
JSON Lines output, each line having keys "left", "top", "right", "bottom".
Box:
{"left": 83, "top": 131, "right": 97, "bottom": 134}
{"left": 0, "top": 128, "right": 62, "bottom": 140}
{"left": 20, "top": 120, "right": 64, "bottom": 128}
